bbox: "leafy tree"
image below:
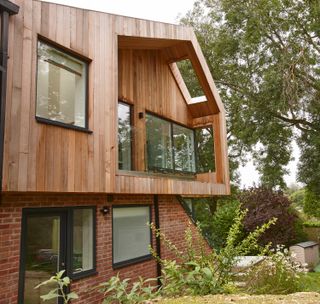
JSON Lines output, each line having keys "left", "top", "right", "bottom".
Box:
{"left": 181, "top": 0, "right": 320, "bottom": 189}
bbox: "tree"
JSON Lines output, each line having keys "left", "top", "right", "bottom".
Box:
{"left": 181, "top": 0, "right": 320, "bottom": 189}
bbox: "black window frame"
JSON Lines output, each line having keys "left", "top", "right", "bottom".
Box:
{"left": 112, "top": 204, "right": 152, "bottom": 269}
{"left": 146, "top": 112, "right": 197, "bottom": 175}
{"left": 35, "top": 36, "right": 92, "bottom": 133}
{"left": 118, "top": 100, "right": 134, "bottom": 171}
{"left": 18, "top": 205, "right": 97, "bottom": 302}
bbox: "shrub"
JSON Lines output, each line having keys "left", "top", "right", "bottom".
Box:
{"left": 239, "top": 187, "right": 300, "bottom": 249}
{"left": 209, "top": 199, "right": 240, "bottom": 250}
{"left": 96, "top": 274, "right": 160, "bottom": 304}
{"left": 35, "top": 270, "right": 78, "bottom": 304}
{"left": 244, "top": 245, "right": 306, "bottom": 294}
{"left": 304, "top": 188, "right": 320, "bottom": 218}
{"left": 151, "top": 207, "right": 276, "bottom": 297}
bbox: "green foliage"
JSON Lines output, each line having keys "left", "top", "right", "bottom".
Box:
{"left": 245, "top": 246, "right": 306, "bottom": 294}
{"left": 150, "top": 208, "right": 275, "bottom": 297}
{"left": 299, "top": 272, "right": 320, "bottom": 293}
{"left": 96, "top": 274, "right": 160, "bottom": 304}
{"left": 181, "top": 0, "right": 320, "bottom": 189}
{"left": 209, "top": 199, "right": 240, "bottom": 250}
{"left": 288, "top": 188, "right": 305, "bottom": 211}
{"left": 303, "top": 220, "right": 320, "bottom": 228}
{"left": 35, "top": 270, "right": 78, "bottom": 304}
{"left": 303, "top": 188, "right": 320, "bottom": 218}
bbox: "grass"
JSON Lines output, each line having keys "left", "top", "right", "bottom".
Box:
{"left": 156, "top": 293, "right": 320, "bottom": 303}
{"left": 299, "top": 272, "right": 320, "bottom": 293}
{"left": 155, "top": 273, "right": 320, "bottom": 304}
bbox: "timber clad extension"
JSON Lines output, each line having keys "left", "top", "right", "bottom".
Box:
{"left": 0, "top": 0, "right": 230, "bottom": 303}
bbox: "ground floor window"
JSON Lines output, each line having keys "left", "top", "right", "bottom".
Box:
{"left": 18, "top": 207, "right": 96, "bottom": 304}
{"left": 112, "top": 205, "right": 152, "bottom": 268}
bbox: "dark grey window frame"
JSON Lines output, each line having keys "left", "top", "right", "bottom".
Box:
{"left": 18, "top": 206, "right": 97, "bottom": 303}
{"left": 112, "top": 205, "right": 152, "bottom": 269}
{"left": 35, "top": 36, "right": 92, "bottom": 133}
{"left": 118, "top": 100, "right": 134, "bottom": 170}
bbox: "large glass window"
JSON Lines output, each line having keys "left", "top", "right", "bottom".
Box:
{"left": 36, "top": 40, "right": 87, "bottom": 129}
{"left": 118, "top": 102, "right": 132, "bottom": 170}
{"left": 195, "top": 127, "right": 215, "bottom": 173}
{"left": 173, "top": 124, "right": 195, "bottom": 172}
{"left": 112, "top": 206, "right": 151, "bottom": 267}
{"left": 146, "top": 114, "right": 173, "bottom": 172}
{"left": 146, "top": 113, "right": 196, "bottom": 174}
{"left": 72, "top": 208, "right": 94, "bottom": 274}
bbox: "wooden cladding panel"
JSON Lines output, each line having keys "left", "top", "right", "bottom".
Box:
{"left": 115, "top": 174, "right": 227, "bottom": 196}
{"left": 118, "top": 49, "right": 192, "bottom": 125}
{"left": 4, "top": 1, "right": 117, "bottom": 192}
{"left": 4, "top": 0, "right": 229, "bottom": 195}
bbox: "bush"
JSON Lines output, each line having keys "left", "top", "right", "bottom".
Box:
{"left": 244, "top": 245, "right": 306, "bottom": 294}
{"left": 304, "top": 189, "right": 320, "bottom": 218}
{"left": 209, "top": 199, "right": 240, "bottom": 250}
{"left": 151, "top": 208, "right": 276, "bottom": 297}
{"left": 96, "top": 274, "right": 160, "bottom": 304}
{"left": 239, "top": 187, "right": 300, "bottom": 249}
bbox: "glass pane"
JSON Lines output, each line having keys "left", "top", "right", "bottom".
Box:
{"left": 72, "top": 209, "right": 94, "bottom": 274}
{"left": 173, "top": 124, "right": 196, "bottom": 173}
{"left": 113, "top": 207, "right": 150, "bottom": 264}
{"left": 118, "top": 103, "right": 132, "bottom": 170}
{"left": 36, "top": 41, "right": 86, "bottom": 128}
{"left": 195, "top": 127, "right": 215, "bottom": 173}
{"left": 24, "top": 215, "right": 60, "bottom": 304}
{"left": 146, "top": 114, "right": 173, "bottom": 172}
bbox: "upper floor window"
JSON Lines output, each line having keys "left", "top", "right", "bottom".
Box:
{"left": 146, "top": 113, "right": 196, "bottom": 174}
{"left": 195, "top": 127, "right": 215, "bottom": 173}
{"left": 118, "top": 102, "right": 132, "bottom": 170}
{"left": 36, "top": 40, "right": 88, "bottom": 129}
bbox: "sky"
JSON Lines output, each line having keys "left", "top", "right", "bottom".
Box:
{"left": 43, "top": 0, "right": 299, "bottom": 188}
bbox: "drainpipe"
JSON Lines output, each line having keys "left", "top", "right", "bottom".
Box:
{"left": 154, "top": 194, "right": 162, "bottom": 286}
{"left": 0, "top": 0, "right": 19, "bottom": 191}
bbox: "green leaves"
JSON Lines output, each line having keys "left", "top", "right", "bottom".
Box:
{"left": 181, "top": 0, "right": 320, "bottom": 189}
{"left": 34, "top": 270, "right": 78, "bottom": 304}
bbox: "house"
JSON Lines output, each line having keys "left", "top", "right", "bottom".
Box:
{"left": 0, "top": 0, "right": 230, "bottom": 303}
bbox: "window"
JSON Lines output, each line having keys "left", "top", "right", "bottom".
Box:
{"left": 118, "top": 102, "right": 132, "bottom": 170}
{"left": 173, "top": 124, "right": 195, "bottom": 172}
{"left": 19, "top": 206, "right": 96, "bottom": 303}
{"left": 36, "top": 40, "right": 88, "bottom": 130}
{"left": 146, "top": 114, "right": 173, "bottom": 172}
{"left": 195, "top": 127, "right": 215, "bottom": 173}
{"left": 146, "top": 113, "right": 196, "bottom": 174}
{"left": 72, "top": 208, "right": 94, "bottom": 274}
{"left": 112, "top": 206, "right": 151, "bottom": 267}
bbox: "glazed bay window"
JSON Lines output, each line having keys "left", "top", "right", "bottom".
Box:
{"left": 112, "top": 206, "right": 151, "bottom": 267}
{"left": 36, "top": 40, "right": 88, "bottom": 129}
{"left": 195, "top": 127, "right": 215, "bottom": 173}
{"left": 146, "top": 113, "right": 196, "bottom": 174}
{"left": 118, "top": 102, "right": 132, "bottom": 170}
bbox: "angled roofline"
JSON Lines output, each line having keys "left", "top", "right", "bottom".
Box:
{"left": 0, "top": 0, "right": 19, "bottom": 15}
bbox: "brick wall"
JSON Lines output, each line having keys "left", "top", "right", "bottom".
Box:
{"left": 0, "top": 193, "right": 208, "bottom": 304}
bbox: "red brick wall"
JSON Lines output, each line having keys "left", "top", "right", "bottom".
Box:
{"left": 0, "top": 193, "right": 207, "bottom": 304}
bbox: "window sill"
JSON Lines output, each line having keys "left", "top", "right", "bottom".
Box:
{"left": 36, "top": 116, "right": 93, "bottom": 134}
{"left": 117, "top": 170, "right": 196, "bottom": 181}
{"left": 112, "top": 254, "right": 153, "bottom": 269}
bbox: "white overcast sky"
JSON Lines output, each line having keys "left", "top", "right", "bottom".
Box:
{"left": 43, "top": 0, "right": 299, "bottom": 188}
